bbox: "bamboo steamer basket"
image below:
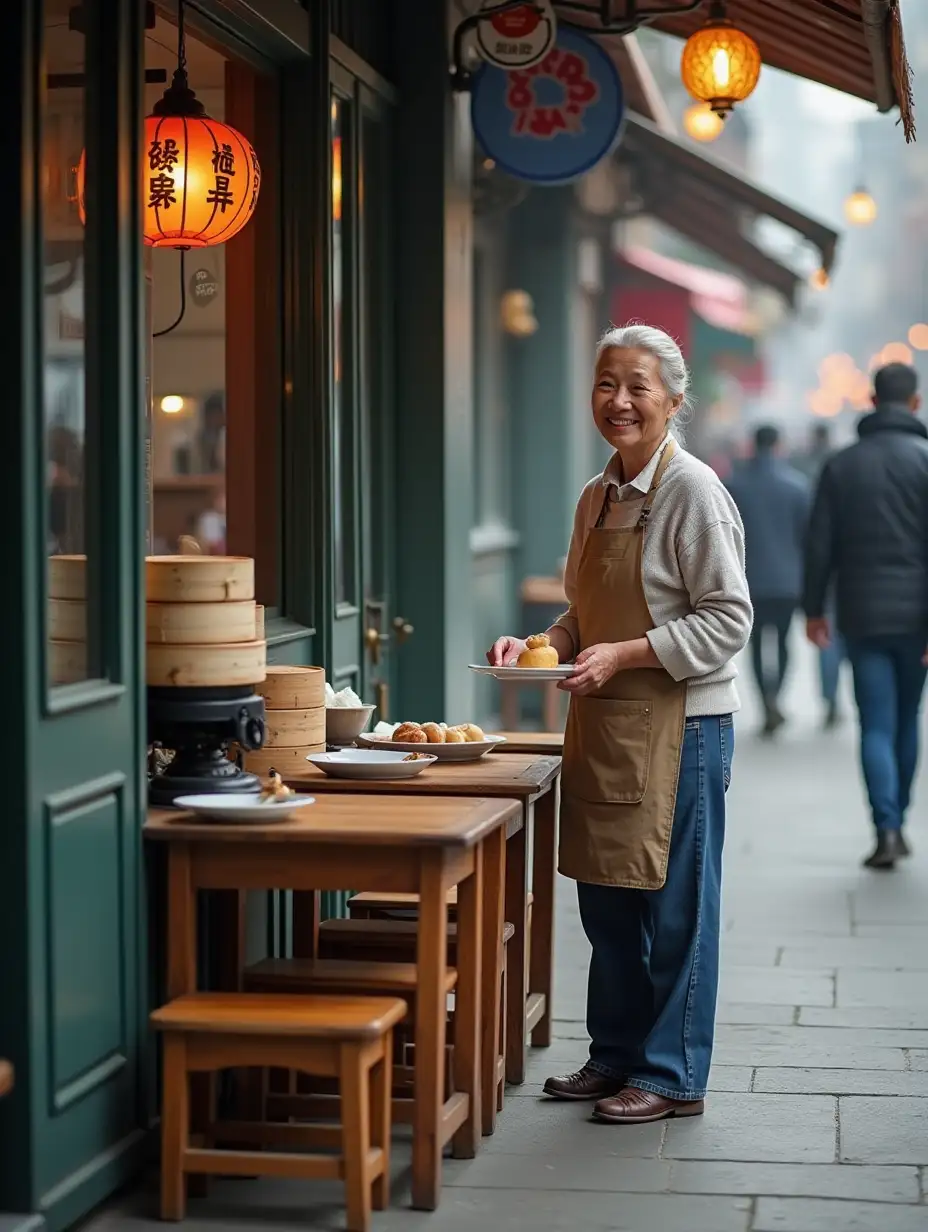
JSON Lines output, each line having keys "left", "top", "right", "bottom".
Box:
{"left": 145, "top": 555, "right": 255, "bottom": 603}
{"left": 255, "top": 604, "right": 265, "bottom": 639}
{"left": 49, "top": 639, "right": 87, "bottom": 685}
{"left": 259, "top": 665, "right": 325, "bottom": 711}
{"left": 146, "top": 600, "right": 256, "bottom": 645}
{"left": 263, "top": 706, "right": 326, "bottom": 749}
{"left": 241, "top": 744, "right": 324, "bottom": 776}
{"left": 49, "top": 598, "right": 87, "bottom": 642}
{"left": 146, "top": 640, "right": 266, "bottom": 688}
{"left": 49, "top": 555, "right": 87, "bottom": 601}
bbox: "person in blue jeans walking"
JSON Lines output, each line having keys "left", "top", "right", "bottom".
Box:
{"left": 489, "top": 325, "right": 751, "bottom": 1123}
{"left": 804, "top": 362, "right": 928, "bottom": 869}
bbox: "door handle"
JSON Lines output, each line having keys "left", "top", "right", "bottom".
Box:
{"left": 393, "top": 617, "right": 414, "bottom": 644}
{"left": 364, "top": 626, "right": 386, "bottom": 666}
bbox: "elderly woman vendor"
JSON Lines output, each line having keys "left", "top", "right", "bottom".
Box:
{"left": 489, "top": 324, "right": 752, "bottom": 1125}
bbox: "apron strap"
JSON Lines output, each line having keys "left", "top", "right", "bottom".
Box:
{"left": 594, "top": 437, "right": 677, "bottom": 530}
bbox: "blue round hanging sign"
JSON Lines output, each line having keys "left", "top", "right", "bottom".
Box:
{"left": 470, "top": 25, "right": 625, "bottom": 186}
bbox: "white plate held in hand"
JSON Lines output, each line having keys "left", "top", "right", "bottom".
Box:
{"left": 173, "top": 793, "right": 316, "bottom": 823}
{"left": 307, "top": 749, "right": 437, "bottom": 780}
{"left": 469, "top": 664, "right": 575, "bottom": 683}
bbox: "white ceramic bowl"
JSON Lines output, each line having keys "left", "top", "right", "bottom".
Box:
{"left": 325, "top": 704, "right": 376, "bottom": 745}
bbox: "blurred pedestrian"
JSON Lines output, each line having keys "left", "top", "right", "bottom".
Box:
{"left": 728, "top": 425, "right": 811, "bottom": 736}
{"left": 793, "top": 423, "right": 845, "bottom": 728}
{"left": 804, "top": 362, "right": 928, "bottom": 870}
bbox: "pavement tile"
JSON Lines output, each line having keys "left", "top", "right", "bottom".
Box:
{"left": 780, "top": 939, "right": 928, "bottom": 970}
{"left": 836, "top": 969, "right": 928, "bottom": 1009}
{"left": 715, "top": 1024, "right": 928, "bottom": 1050}
{"left": 719, "top": 966, "right": 834, "bottom": 1006}
{"left": 480, "top": 1096, "right": 664, "bottom": 1158}
{"left": 716, "top": 1004, "right": 797, "bottom": 1026}
{"left": 908, "top": 1051, "right": 928, "bottom": 1070}
{"left": 666, "top": 1160, "right": 918, "bottom": 1203}
{"left": 442, "top": 1154, "right": 671, "bottom": 1191}
{"left": 713, "top": 1043, "right": 907, "bottom": 1070}
{"left": 839, "top": 1097, "right": 928, "bottom": 1165}
{"left": 753, "top": 1068, "right": 928, "bottom": 1097}
{"left": 753, "top": 1197, "right": 928, "bottom": 1231}
{"left": 708, "top": 1066, "right": 756, "bottom": 1092}
{"left": 662, "top": 1094, "right": 837, "bottom": 1163}
{"left": 851, "top": 884, "right": 928, "bottom": 925}
{"left": 854, "top": 925, "right": 928, "bottom": 942}
{"left": 800, "top": 1006, "right": 928, "bottom": 1030}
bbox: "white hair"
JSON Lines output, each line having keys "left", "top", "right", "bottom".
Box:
{"left": 595, "top": 323, "right": 693, "bottom": 435}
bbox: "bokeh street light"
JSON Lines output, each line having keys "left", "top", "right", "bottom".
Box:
{"left": 843, "top": 187, "right": 878, "bottom": 226}
{"left": 683, "top": 102, "right": 725, "bottom": 142}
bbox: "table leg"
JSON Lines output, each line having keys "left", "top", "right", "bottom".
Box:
{"left": 166, "top": 845, "right": 209, "bottom": 1196}
{"left": 411, "top": 852, "right": 449, "bottom": 1211}
{"left": 480, "top": 827, "right": 505, "bottom": 1135}
{"left": 504, "top": 816, "right": 529, "bottom": 1085}
{"left": 529, "top": 784, "right": 557, "bottom": 1048}
{"left": 452, "top": 844, "right": 482, "bottom": 1159}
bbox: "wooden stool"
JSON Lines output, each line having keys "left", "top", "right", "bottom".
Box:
{"left": 243, "top": 958, "right": 457, "bottom": 1122}
{"left": 151, "top": 992, "right": 405, "bottom": 1232}
{"left": 318, "top": 918, "right": 515, "bottom": 1118}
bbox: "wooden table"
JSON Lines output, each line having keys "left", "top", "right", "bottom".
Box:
{"left": 285, "top": 755, "right": 561, "bottom": 1088}
{"left": 145, "top": 794, "right": 520, "bottom": 1212}
{"left": 495, "top": 731, "right": 563, "bottom": 756}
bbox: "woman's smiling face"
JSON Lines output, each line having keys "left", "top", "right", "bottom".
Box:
{"left": 592, "top": 346, "right": 682, "bottom": 458}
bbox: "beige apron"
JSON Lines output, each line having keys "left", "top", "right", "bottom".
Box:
{"left": 559, "top": 439, "right": 687, "bottom": 890}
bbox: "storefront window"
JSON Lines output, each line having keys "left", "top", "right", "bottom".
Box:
{"left": 43, "top": 1, "right": 95, "bottom": 685}
{"left": 147, "top": 10, "right": 280, "bottom": 606}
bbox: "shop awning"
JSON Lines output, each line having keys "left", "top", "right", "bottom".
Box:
{"left": 553, "top": 1, "right": 915, "bottom": 140}
{"left": 617, "top": 113, "right": 840, "bottom": 306}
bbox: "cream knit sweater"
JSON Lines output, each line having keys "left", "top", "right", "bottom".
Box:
{"left": 549, "top": 436, "right": 753, "bottom": 717}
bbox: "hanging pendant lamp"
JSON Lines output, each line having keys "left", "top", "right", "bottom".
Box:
{"left": 77, "top": 0, "right": 260, "bottom": 249}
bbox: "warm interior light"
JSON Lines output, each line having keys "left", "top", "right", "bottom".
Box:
{"left": 844, "top": 188, "right": 877, "bottom": 227}
{"left": 680, "top": 6, "right": 761, "bottom": 116}
{"left": 683, "top": 102, "right": 725, "bottom": 143}
{"left": 807, "top": 388, "right": 842, "bottom": 417}
{"left": 809, "top": 268, "right": 830, "bottom": 291}
{"left": 908, "top": 323, "right": 928, "bottom": 350}
{"left": 160, "top": 395, "right": 185, "bottom": 415}
{"left": 332, "top": 136, "right": 342, "bottom": 223}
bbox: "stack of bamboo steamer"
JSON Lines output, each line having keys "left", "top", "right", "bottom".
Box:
{"left": 242, "top": 665, "right": 326, "bottom": 776}
{"left": 145, "top": 556, "right": 266, "bottom": 687}
{"left": 48, "top": 555, "right": 88, "bottom": 684}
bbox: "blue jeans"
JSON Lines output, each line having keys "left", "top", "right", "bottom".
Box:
{"left": 846, "top": 635, "right": 928, "bottom": 832}
{"left": 578, "top": 715, "right": 732, "bottom": 1101}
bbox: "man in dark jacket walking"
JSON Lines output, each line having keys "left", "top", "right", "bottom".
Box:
{"left": 728, "top": 425, "right": 812, "bottom": 735}
{"left": 804, "top": 363, "right": 928, "bottom": 869}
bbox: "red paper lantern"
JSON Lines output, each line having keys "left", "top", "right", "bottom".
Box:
{"left": 76, "top": 114, "right": 260, "bottom": 249}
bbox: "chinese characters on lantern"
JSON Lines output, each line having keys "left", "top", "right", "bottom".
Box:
{"left": 505, "top": 47, "right": 599, "bottom": 139}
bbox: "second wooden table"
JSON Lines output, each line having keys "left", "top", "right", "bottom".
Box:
{"left": 286, "top": 754, "right": 561, "bottom": 1087}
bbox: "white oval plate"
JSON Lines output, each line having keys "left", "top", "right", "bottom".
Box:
{"left": 173, "top": 793, "right": 316, "bottom": 823}
{"left": 469, "top": 664, "right": 575, "bottom": 682}
{"left": 307, "top": 749, "right": 438, "bottom": 780}
{"left": 357, "top": 733, "right": 507, "bottom": 762}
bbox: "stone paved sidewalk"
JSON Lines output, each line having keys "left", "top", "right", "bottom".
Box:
{"left": 87, "top": 636, "right": 928, "bottom": 1231}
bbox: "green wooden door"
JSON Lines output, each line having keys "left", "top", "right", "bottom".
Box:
{"left": 0, "top": 1, "right": 149, "bottom": 1229}
{"left": 328, "top": 60, "right": 404, "bottom": 720}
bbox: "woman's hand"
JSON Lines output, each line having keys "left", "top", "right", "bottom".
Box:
{"left": 560, "top": 642, "right": 622, "bottom": 695}
{"left": 487, "top": 636, "right": 527, "bottom": 667}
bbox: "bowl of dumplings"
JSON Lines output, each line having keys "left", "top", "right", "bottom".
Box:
{"left": 358, "top": 720, "right": 507, "bottom": 762}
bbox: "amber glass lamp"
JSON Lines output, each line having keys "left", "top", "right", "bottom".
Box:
{"left": 680, "top": 1, "right": 761, "bottom": 117}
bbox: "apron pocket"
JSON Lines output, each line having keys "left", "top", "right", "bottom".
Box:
{"left": 565, "top": 697, "right": 653, "bottom": 805}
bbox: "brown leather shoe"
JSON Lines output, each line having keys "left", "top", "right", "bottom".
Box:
{"left": 593, "top": 1086, "right": 705, "bottom": 1123}
{"left": 543, "top": 1063, "right": 623, "bottom": 1101}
